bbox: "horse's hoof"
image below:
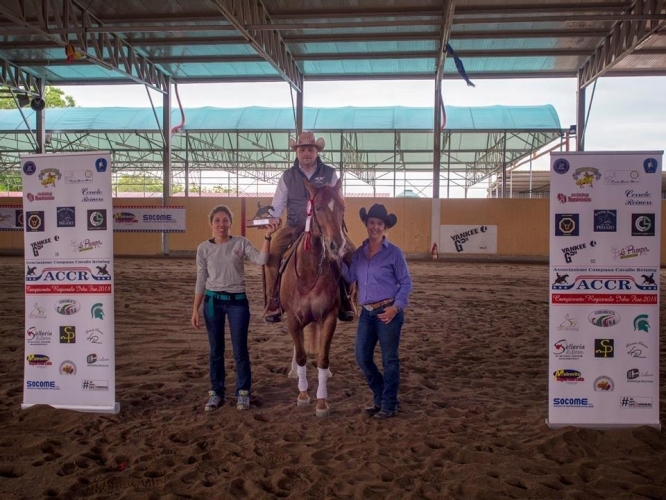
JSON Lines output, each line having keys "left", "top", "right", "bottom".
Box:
{"left": 296, "top": 396, "right": 310, "bottom": 407}
{"left": 315, "top": 404, "right": 330, "bottom": 418}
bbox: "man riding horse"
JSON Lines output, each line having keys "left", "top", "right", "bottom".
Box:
{"left": 263, "top": 131, "right": 355, "bottom": 323}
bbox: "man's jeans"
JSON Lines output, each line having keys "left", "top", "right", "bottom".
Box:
{"left": 203, "top": 296, "right": 251, "bottom": 398}
{"left": 355, "top": 307, "right": 404, "bottom": 412}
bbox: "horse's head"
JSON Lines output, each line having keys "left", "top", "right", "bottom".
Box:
{"left": 304, "top": 179, "right": 347, "bottom": 260}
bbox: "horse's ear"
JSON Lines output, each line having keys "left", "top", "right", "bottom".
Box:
{"left": 303, "top": 178, "right": 316, "bottom": 197}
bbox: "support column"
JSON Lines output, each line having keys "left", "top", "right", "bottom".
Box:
{"left": 576, "top": 70, "right": 586, "bottom": 152}
{"left": 34, "top": 79, "right": 45, "bottom": 153}
{"left": 162, "top": 78, "right": 172, "bottom": 255}
{"left": 296, "top": 90, "right": 303, "bottom": 135}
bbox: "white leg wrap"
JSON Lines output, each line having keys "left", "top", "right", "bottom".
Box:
{"left": 297, "top": 364, "right": 308, "bottom": 392}
{"left": 316, "top": 367, "right": 329, "bottom": 400}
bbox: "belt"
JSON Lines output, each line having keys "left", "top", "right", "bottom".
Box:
{"left": 205, "top": 290, "right": 247, "bottom": 316}
{"left": 362, "top": 298, "right": 394, "bottom": 312}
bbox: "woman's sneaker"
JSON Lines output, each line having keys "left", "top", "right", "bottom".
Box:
{"left": 204, "top": 391, "right": 223, "bottom": 412}
{"left": 236, "top": 390, "right": 250, "bottom": 410}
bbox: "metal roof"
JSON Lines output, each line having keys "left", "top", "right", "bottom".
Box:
{"left": 0, "top": 105, "right": 565, "bottom": 197}
{"left": 0, "top": 0, "right": 665, "bottom": 96}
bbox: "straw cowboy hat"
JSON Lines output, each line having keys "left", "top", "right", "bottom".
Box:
{"left": 289, "top": 131, "right": 325, "bottom": 152}
{"left": 359, "top": 204, "right": 398, "bottom": 229}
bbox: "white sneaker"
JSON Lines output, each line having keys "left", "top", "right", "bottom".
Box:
{"left": 204, "top": 390, "right": 223, "bottom": 412}
{"left": 236, "top": 390, "right": 250, "bottom": 410}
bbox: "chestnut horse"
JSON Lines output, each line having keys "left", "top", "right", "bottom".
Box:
{"left": 280, "top": 179, "right": 353, "bottom": 417}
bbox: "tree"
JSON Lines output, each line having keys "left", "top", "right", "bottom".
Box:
{"left": 0, "top": 170, "right": 21, "bottom": 192}
{"left": 0, "top": 86, "right": 76, "bottom": 110}
{"left": 115, "top": 174, "right": 183, "bottom": 194}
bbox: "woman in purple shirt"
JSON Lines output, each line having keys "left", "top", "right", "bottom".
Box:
{"left": 342, "top": 204, "right": 413, "bottom": 419}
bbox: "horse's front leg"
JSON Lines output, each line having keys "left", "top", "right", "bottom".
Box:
{"left": 287, "top": 317, "right": 310, "bottom": 407}
{"left": 314, "top": 313, "right": 337, "bottom": 418}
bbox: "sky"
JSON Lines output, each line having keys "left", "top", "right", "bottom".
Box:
{"left": 57, "top": 76, "right": 666, "bottom": 197}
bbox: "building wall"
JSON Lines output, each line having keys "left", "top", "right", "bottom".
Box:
{"left": 2, "top": 197, "right": 665, "bottom": 264}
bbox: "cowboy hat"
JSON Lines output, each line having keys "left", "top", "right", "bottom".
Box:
{"left": 289, "top": 131, "right": 325, "bottom": 152}
{"left": 359, "top": 204, "right": 397, "bottom": 229}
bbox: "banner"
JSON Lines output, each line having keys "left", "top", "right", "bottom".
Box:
{"left": 21, "top": 152, "right": 119, "bottom": 414}
{"left": 113, "top": 206, "right": 186, "bottom": 232}
{"left": 0, "top": 205, "right": 23, "bottom": 231}
{"left": 548, "top": 152, "right": 661, "bottom": 429}
{"left": 439, "top": 225, "right": 497, "bottom": 254}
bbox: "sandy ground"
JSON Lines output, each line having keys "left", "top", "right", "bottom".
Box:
{"left": 0, "top": 256, "right": 665, "bottom": 500}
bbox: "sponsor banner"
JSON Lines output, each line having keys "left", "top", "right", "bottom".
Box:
{"left": 21, "top": 152, "right": 118, "bottom": 414}
{"left": 0, "top": 205, "right": 24, "bottom": 231}
{"left": 113, "top": 206, "right": 185, "bottom": 232}
{"left": 548, "top": 152, "right": 661, "bottom": 429}
{"left": 439, "top": 225, "right": 497, "bottom": 254}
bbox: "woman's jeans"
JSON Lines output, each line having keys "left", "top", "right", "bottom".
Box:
{"left": 355, "top": 306, "right": 404, "bottom": 412}
{"left": 203, "top": 295, "right": 251, "bottom": 398}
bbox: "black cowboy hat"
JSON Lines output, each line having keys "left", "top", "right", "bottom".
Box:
{"left": 359, "top": 204, "right": 397, "bottom": 229}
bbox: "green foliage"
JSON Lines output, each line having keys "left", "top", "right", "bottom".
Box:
{"left": 0, "top": 86, "right": 76, "bottom": 110}
{"left": 0, "top": 170, "right": 22, "bottom": 192}
{"left": 115, "top": 174, "right": 183, "bottom": 194}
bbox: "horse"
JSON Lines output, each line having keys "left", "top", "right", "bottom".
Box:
{"left": 278, "top": 178, "right": 353, "bottom": 417}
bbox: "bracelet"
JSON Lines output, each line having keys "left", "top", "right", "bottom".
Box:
{"left": 264, "top": 236, "right": 272, "bottom": 241}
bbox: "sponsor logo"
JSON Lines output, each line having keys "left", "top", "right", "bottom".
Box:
{"left": 80, "top": 187, "right": 104, "bottom": 203}
{"left": 87, "top": 209, "right": 107, "bottom": 231}
{"left": 594, "top": 339, "right": 614, "bottom": 358}
{"left": 86, "top": 328, "right": 104, "bottom": 344}
{"left": 91, "top": 303, "right": 105, "bottom": 320}
{"left": 26, "top": 354, "right": 52, "bottom": 367}
{"left": 552, "top": 339, "right": 585, "bottom": 360}
{"left": 553, "top": 369, "right": 584, "bottom": 383}
{"left": 86, "top": 353, "right": 110, "bottom": 367}
{"left": 23, "top": 161, "right": 36, "bottom": 175}
{"left": 71, "top": 238, "right": 103, "bottom": 253}
{"left": 57, "top": 207, "right": 76, "bottom": 228}
{"left": 557, "top": 192, "right": 591, "bottom": 203}
{"left": 560, "top": 242, "right": 595, "bottom": 263}
{"left": 626, "top": 341, "right": 647, "bottom": 359}
{"left": 556, "top": 314, "right": 578, "bottom": 332}
{"left": 555, "top": 214, "right": 579, "bottom": 236}
{"left": 25, "top": 211, "right": 45, "bottom": 232}
{"left": 38, "top": 168, "right": 61, "bottom": 188}
{"left": 25, "top": 264, "right": 112, "bottom": 282}
{"left": 54, "top": 299, "right": 81, "bottom": 315}
{"left": 15, "top": 210, "right": 23, "bottom": 228}
{"left": 627, "top": 368, "right": 654, "bottom": 383}
{"left": 631, "top": 214, "right": 655, "bottom": 236}
{"left": 95, "top": 157, "right": 108, "bottom": 172}
{"left": 59, "top": 325, "right": 76, "bottom": 344}
{"left": 604, "top": 170, "right": 640, "bottom": 185}
{"left": 26, "top": 327, "right": 53, "bottom": 346}
{"left": 624, "top": 190, "right": 652, "bottom": 206}
{"left": 643, "top": 158, "right": 658, "bottom": 173}
{"left": 81, "top": 379, "right": 109, "bottom": 391}
{"left": 28, "top": 303, "right": 47, "bottom": 319}
{"left": 552, "top": 274, "right": 657, "bottom": 291}
{"left": 588, "top": 310, "right": 620, "bottom": 327}
{"left": 142, "top": 214, "right": 176, "bottom": 223}
{"left": 64, "top": 169, "right": 93, "bottom": 184}
{"left": 553, "top": 397, "right": 593, "bottom": 408}
{"left": 59, "top": 361, "right": 76, "bottom": 375}
{"left": 611, "top": 244, "right": 649, "bottom": 260}
{"left": 113, "top": 212, "right": 138, "bottom": 224}
{"left": 26, "top": 191, "right": 55, "bottom": 202}
{"left": 593, "top": 376, "right": 614, "bottom": 392}
{"left": 620, "top": 396, "right": 652, "bottom": 409}
{"left": 552, "top": 158, "right": 570, "bottom": 174}
{"left": 593, "top": 210, "right": 617, "bottom": 232}
{"left": 572, "top": 167, "right": 601, "bottom": 188}
{"left": 26, "top": 380, "right": 59, "bottom": 390}
{"left": 449, "top": 225, "right": 488, "bottom": 252}
{"left": 30, "top": 235, "right": 59, "bottom": 257}
{"left": 633, "top": 314, "right": 650, "bottom": 332}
